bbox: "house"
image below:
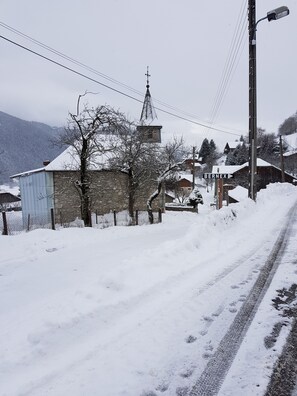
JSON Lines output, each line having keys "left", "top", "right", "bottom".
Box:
{"left": 183, "top": 151, "right": 202, "bottom": 173}
{"left": 0, "top": 191, "right": 21, "bottom": 211}
{"left": 283, "top": 133, "right": 297, "bottom": 177}
{"left": 284, "top": 151, "right": 297, "bottom": 178}
{"left": 176, "top": 175, "right": 193, "bottom": 196}
{"left": 11, "top": 146, "right": 159, "bottom": 227}
{"left": 212, "top": 158, "right": 297, "bottom": 194}
{"left": 223, "top": 141, "right": 243, "bottom": 155}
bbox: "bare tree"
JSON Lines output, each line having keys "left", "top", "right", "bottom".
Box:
{"left": 147, "top": 137, "right": 187, "bottom": 224}
{"left": 108, "top": 122, "right": 159, "bottom": 222}
{"left": 56, "top": 95, "right": 125, "bottom": 226}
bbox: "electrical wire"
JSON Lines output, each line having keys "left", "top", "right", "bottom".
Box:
{"left": 204, "top": 0, "right": 248, "bottom": 134}
{"left": 0, "top": 20, "right": 246, "bottom": 134}
{"left": 0, "top": 32, "right": 242, "bottom": 137}
{"left": 210, "top": 6, "right": 247, "bottom": 123}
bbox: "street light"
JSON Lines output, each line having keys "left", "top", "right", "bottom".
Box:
{"left": 267, "top": 6, "right": 290, "bottom": 21}
{"left": 248, "top": 4, "right": 289, "bottom": 201}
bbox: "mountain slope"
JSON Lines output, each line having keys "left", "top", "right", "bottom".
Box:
{"left": 0, "top": 111, "right": 64, "bottom": 183}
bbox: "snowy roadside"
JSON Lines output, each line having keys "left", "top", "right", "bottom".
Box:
{"left": 0, "top": 183, "right": 296, "bottom": 396}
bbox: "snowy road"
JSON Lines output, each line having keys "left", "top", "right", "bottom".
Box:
{"left": 192, "top": 201, "right": 297, "bottom": 395}
{"left": 0, "top": 183, "right": 296, "bottom": 396}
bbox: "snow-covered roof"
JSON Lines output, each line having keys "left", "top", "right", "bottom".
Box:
{"left": 212, "top": 158, "right": 278, "bottom": 175}
{"left": 184, "top": 154, "right": 200, "bottom": 161}
{"left": 284, "top": 149, "right": 297, "bottom": 157}
{"left": 11, "top": 166, "right": 47, "bottom": 178}
{"left": 211, "top": 164, "right": 243, "bottom": 174}
{"left": 165, "top": 190, "right": 175, "bottom": 199}
{"left": 228, "top": 186, "right": 248, "bottom": 202}
{"left": 11, "top": 143, "right": 114, "bottom": 178}
{"left": 45, "top": 146, "right": 111, "bottom": 171}
{"left": 178, "top": 174, "right": 193, "bottom": 183}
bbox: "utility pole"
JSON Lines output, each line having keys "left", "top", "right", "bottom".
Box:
{"left": 248, "top": 0, "right": 257, "bottom": 200}
{"left": 247, "top": 3, "right": 289, "bottom": 199}
{"left": 279, "top": 135, "right": 285, "bottom": 182}
{"left": 192, "top": 146, "right": 196, "bottom": 189}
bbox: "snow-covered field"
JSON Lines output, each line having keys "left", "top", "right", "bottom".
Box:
{"left": 0, "top": 183, "right": 297, "bottom": 396}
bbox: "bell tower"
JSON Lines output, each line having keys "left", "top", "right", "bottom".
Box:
{"left": 137, "top": 67, "right": 162, "bottom": 143}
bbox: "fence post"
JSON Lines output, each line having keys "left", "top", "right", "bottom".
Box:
{"left": 60, "top": 211, "right": 63, "bottom": 226}
{"left": 50, "top": 208, "right": 55, "bottom": 230}
{"left": 158, "top": 208, "right": 162, "bottom": 223}
{"left": 135, "top": 210, "right": 139, "bottom": 226}
{"left": 2, "top": 212, "right": 8, "bottom": 235}
{"left": 113, "top": 210, "right": 117, "bottom": 226}
{"left": 89, "top": 211, "right": 92, "bottom": 227}
{"left": 96, "top": 210, "right": 98, "bottom": 225}
{"left": 27, "top": 214, "right": 31, "bottom": 232}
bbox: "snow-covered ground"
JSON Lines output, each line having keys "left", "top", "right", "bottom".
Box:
{"left": 0, "top": 183, "right": 297, "bottom": 396}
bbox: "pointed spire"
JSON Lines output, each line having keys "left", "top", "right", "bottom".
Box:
{"left": 140, "top": 66, "right": 157, "bottom": 125}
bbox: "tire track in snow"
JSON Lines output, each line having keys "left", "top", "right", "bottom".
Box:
{"left": 189, "top": 202, "right": 297, "bottom": 396}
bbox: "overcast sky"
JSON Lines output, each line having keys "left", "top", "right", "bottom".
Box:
{"left": 0, "top": 0, "right": 296, "bottom": 149}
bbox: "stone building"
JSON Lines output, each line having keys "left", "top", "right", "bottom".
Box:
{"left": 12, "top": 146, "right": 161, "bottom": 226}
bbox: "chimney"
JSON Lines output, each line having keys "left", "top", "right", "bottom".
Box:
{"left": 43, "top": 160, "right": 50, "bottom": 166}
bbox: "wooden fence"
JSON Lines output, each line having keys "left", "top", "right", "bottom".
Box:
{"left": 1, "top": 208, "right": 163, "bottom": 236}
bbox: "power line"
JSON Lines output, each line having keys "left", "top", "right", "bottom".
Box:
{"left": 204, "top": 0, "right": 248, "bottom": 134}
{"left": 0, "top": 33, "right": 242, "bottom": 137}
{"left": 0, "top": 20, "right": 246, "bottom": 133}
{"left": 210, "top": 0, "right": 247, "bottom": 123}
{"left": 210, "top": 3, "right": 247, "bottom": 122}
{"left": 0, "top": 21, "right": 145, "bottom": 98}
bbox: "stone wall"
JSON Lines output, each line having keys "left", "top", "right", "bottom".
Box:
{"left": 53, "top": 170, "right": 160, "bottom": 223}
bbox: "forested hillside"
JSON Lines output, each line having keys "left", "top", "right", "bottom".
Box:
{"left": 0, "top": 111, "right": 64, "bottom": 184}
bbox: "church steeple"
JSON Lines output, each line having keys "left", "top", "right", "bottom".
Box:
{"left": 137, "top": 67, "right": 162, "bottom": 143}
{"left": 140, "top": 66, "right": 157, "bottom": 125}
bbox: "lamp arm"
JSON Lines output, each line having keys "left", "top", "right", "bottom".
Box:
{"left": 251, "top": 15, "right": 268, "bottom": 45}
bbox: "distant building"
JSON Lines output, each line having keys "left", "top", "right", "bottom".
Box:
{"left": 177, "top": 176, "right": 193, "bottom": 196}
{"left": 223, "top": 141, "right": 243, "bottom": 155}
{"left": 0, "top": 191, "right": 21, "bottom": 211}
{"left": 212, "top": 158, "right": 297, "bottom": 194}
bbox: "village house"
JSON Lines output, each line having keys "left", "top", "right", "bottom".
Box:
{"left": 223, "top": 141, "right": 243, "bottom": 155}
{"left": 283, "top": 150, "right": 297, "bottom": 177}
{"left": 211, "top": 158, "right": 297, "bottom": 200}
{"left": 176, "top": 175, "right": 193, "bottom": 195}
{"left": 0, "top": 190, "right": 21, "bottom": 211}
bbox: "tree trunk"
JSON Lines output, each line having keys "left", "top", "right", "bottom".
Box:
{"left": 128, "top": 169, "right": 135, "bottom": 221}
{"left": 80, "top": 138, "right": 92, "bottom": 227}
{"left": 147, "top": 181, "right": 162, "bottom": 225}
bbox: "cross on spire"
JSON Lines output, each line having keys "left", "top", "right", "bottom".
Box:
{"left": 145, "top": 66, "right": 151, "bottom": 88}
